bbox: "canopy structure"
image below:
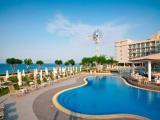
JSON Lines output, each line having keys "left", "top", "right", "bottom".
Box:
{"left": 130, "top": 53, "right": 160, "bottom": 81}
{"left": 130, "top": 53, "right": 160, "bottom": 62}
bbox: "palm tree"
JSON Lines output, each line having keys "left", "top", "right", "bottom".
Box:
{"left": 6, "top": 58, "right": 22, "bottom": 75}
{"left": 36, "top": 60, "right": 44, "bottom": 71}
{"left": 54, "top": 59, "right": 63, "bottom": 73}
{"left": 24, "top": 58, "right": 33, "bottom": 73}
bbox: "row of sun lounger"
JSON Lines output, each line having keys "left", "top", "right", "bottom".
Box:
{"left": 8, "top": 73, "right": 83, "bottom": 97}
{"left": 131, "top": 73, "right": 149, "bottom": 84}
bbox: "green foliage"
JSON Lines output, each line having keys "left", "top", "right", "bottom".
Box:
{"left": 36, "top": 60, "right": 44, "bottom": 70}
{"left": 55, "top": 59, "right": 63, "bottom": 65}
{"left": 43, "top": 77, "right": 47, "bottom": 82}
{"left": 106, "top": 57, "right": 118, "bottom": 65}
{"left": 64, "top": 61, "right": 70, "bottom": 66}
{"left": 0, "top": 77, "right": 4, "bottom": 82}
{"left": 22, "top": 76, "right": 30, "bottom": 85}
{"left": 0, "top": 87, "right": 9, "bottom": 96}
{"left": 22, "top": 76, "right": 29, "bottom": 81}
{"left": 29, "top": 74, "right": 34, "bottom": 80}
{"left": 6, "top": 58, "right": 22, "bottom": 74}
{"left": 81, "top": 57, "right": 93, "bottom": 66}
{"left": 6, "top": 58, "right": 22, "bottom": 64}
{"left": 92, "top": 55, "right": 106, "bottom": 65}
{"left": 37, "top": 79, "right": 41, "bottom": 84}
{"left": 64, "top": 59, "right": 75, "bottom": 66}
{"left": 68, "top": 59, "right": 75, "bottom": 66}
{"left": 81, "top": 56, "right": 118, "bottom": 67}
{"left": 8, "top": 76, "right": 18, "bottom": 83}
{"left": 36, "top": 60, "right": 44, "bottom": 65}
{"left": 24, "top": 58, "right": 33, "bottom": 69}
{"left": 14, "top": 84, "right": 20, "bottom": 90}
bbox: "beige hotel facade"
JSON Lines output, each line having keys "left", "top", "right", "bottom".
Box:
{"left": 115, "top": 33, "right": 160, "bottom": 64}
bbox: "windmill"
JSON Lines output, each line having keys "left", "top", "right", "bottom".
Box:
{"left": 92, "top": 29, "right": 103, "bottom": 56}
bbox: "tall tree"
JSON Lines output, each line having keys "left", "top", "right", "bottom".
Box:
{"left": 68, "top": 59, "right": 75, "bottom": 66}
{"left": 106, "top": 57, "right": 118, "bottom": 68}
{"left": 36, "top": 60, "right": 44, "bottom": 70}
{"left": 64, "top": 61, "right": 69, "bottom": 66}
{"left": 6, "top": 58, "right": 22, "bottom": 75}
{"left": 81, "top": 57, "right": 93, "bottom": 67}
{"left": 55, "top": 59, "right": 63, "bottom": 73}
{"left": 55, "top": 59, "right": 63, "bottom": 66}
{"left": 24, "top": 58, "right": 33, "bottom": 72}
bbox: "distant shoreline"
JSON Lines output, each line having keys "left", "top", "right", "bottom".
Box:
{"left": 0, "top": 63, "right": 80, "bottom": 75}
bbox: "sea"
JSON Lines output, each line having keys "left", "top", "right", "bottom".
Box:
{"left": 0, "top": 63, "right": 80, "bottom": 75}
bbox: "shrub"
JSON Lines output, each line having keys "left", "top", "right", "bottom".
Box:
{"left": 8, "top": 76, "right": 18, "bottom": 83}
{"left": 37, "top": 79, "right": 41, "bottom": 84}
{"left": 43, "top": 77, "right": 47, "bottom": 82}
{"left": 14, "top": 84, "right": 20, "bottom": 90}
{"left": 29, "top": 74, "right": 34, "bottom": 80}
{"left": 0, "top": 77, "right": 4, "bottom": 82}
{"left": 0, "top": 87, "right": 9, "bottom": 96}
{"left": 22, "top": 76, "right": 29, "bottom": 81}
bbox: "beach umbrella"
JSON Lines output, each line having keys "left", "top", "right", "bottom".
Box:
{"left": 40, "top": 70, "right": 43, "bottom": 82}
{"left": 64, "top": 66, "right": 66, "bottom": 71}
{"left": 60, "top": 67, "right": 63, "bottom": 74}
{"left": 62, "top": 68, "right": 66, "bottom": 73}
{"left": 22, "top": 70, "right": 25, "bottom": 77}
{"left": 35, "top": 69, "right": 38, "bottom": 74}
{"left": 70, "top": 67, "right": 73, "bottom": 74}
{"left": 72, "top": 66, "right": 75, "bottom": 71}
{"left": 34, "top": 69, "right": 37, "bottom": 80}
{"left": 67, "top": 66, "right": 70, "bottom": 71}
{"left": 18, "top": 71, "right": 22, "bottom": 86}
{"left": 80, "top": 66, "right": 82, "bottom": 72}
{"left": 5, "top": 70, "right": 9, "bottom": 80}
{"left": 45, "top": 67, "right": 48, "bottom": 76}
{"left": 75, "top": 67, "right": 78, "bottom": 73}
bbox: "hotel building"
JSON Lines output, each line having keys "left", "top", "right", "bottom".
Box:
{"left": 115, "top": 33, "right": 160, "bottom": 64}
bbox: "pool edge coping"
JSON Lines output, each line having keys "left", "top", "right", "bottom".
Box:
{"left": 52, "top": 73, "right": 150, "bottom": 120}
{"left": 120, "top": 76, "right": 160, "bottom": 93}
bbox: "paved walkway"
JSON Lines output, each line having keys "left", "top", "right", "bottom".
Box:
{"left": 0, "top": 73, "right": 145, "bottom": 120}
{"left": 33, "top": 75, "right": 86, "bottom": 120}
{"left": 0, "top": 75, "right": 79, "bottom": 120}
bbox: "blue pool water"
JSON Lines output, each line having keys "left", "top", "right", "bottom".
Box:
{"left": 58, "top": 76, "right": 160, "bottom": 120}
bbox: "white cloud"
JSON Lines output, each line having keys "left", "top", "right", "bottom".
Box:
{"left": 47, "top": 13, "right": 130, "bottom": 61}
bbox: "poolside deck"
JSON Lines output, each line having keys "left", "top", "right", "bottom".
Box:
{"left": 0, "top": 73, "right": 148, "bottom": 120}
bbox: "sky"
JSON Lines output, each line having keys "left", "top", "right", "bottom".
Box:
{"left": 0, "top": 0, "right": 160, "bottom": 63}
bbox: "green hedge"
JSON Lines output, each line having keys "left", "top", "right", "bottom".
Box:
{"left": 37, "top": 79, "right": 41, "bottom": 84}
{"left": 8, "top": 76, "right": 18, "bottom": 83}
{"left": 0, "top": 87, "right": 9, "bottom": 96}
{"left": 13, "top": 84, "right": 20, "bottom": 90}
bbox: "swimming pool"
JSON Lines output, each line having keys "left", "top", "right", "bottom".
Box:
{"left": 54, "top": 76, "right": 160, "bottom": 120}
